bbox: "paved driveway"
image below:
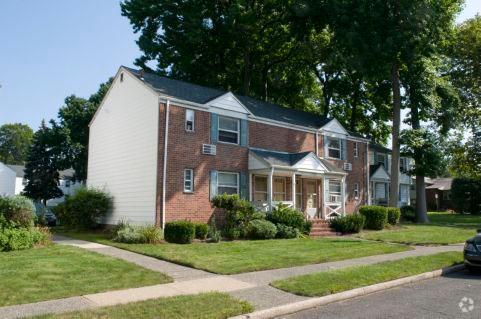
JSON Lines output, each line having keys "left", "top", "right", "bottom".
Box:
{"left": 278, "top": 270, "right": 481, "bottom": 319}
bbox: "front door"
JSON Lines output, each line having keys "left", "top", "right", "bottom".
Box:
{"left": 306, "top": 180, "right": 318, "bottom": 218}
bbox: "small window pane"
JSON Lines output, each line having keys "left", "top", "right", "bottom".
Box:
{"left": 328, "top": 149, "right": 341, "bottom": 159}
{"left": 255, "top": 176, "right": 267, "bottom": 192}
{"left": 219, "top": 117, "right": 238, "bottom": 131}
{"left": 218, "top": 187, "right": 237, "bottom": 195}
{"left": 329, "top": 139, "right": 340, "bottom": 149}
{"left": 329, "top": 181, "right": 341, "bottom": 194}
{"left": 185, "top": 109, "right": 194, "bottom": 131}
{"left": 254, "top": 192, "right": 267, "bottom": 201}
{"left": 184, "top": 169, "right": 193, "bottom": 192}
{"left": 218, "top": 173, "right": 237, "bottom": 186}
{"left": 218, "top": 130, "right": 238, "bottom": 143}
{"left": 274, "top": 178, "right": 285, "bottom": 193}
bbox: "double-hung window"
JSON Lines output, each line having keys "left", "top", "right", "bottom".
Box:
{"left": 353, "top": 183, "right": 359, "bottom": 198}
{"left": 218, "top": 116, "right": 239, "bottom": 144}
{"left": 217, "top": 172, "right": 239, "bottom": 195}
{"left": 185, "top": 109, "right": 195, "bottom": 132}
{"left": 353, "top": 142, "right": 359, "bottom": 157}
{"left": 184, "top": 169, "right": 194, "bottom": 192}
{"left": 377, "top": 154, "right": 386, "bottom": 167}
{"left": 328, "top": 180, "right": 342, "bottom": 203}
{"left": 327, "top": 138, "right": 341, "bottom": 159}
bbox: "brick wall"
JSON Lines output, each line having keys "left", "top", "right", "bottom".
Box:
{"left": 156, "top": 103, "right": 248, "bottom": 225}
{"left": 249, "top": 121, "right": 316, "bottom": 153}
{"left": 157, "top": 103, "right": 369, "bottom": 224}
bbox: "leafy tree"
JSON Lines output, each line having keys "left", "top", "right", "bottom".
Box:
{"left": 448, "top": 15, "right": 481, "bottom": 131}
{"left": 0, "top": 123, "right": 33, "bottom": 165}
{"left": 449, "top": 129, "right": 481, "bottom": 179}
{"left": 23, "top": 121, "right": 65, "bottom": 205}
{"left": 318, "top": 0, "right": 463, "bottom": 207}
{"left": 57, "top": 79, "right": 112, "bottom": 181}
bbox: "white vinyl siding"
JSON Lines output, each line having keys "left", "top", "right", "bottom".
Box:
{"left": 87, "top": 70, "right": 159, "bottom": 225}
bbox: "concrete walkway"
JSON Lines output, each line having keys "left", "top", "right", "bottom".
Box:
{"left": 0, "top": 236, "right": 464, "bottom": 318}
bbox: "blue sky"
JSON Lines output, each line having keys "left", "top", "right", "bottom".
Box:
{"left": 0, "top": 0, "right": 479, "bottom": 130}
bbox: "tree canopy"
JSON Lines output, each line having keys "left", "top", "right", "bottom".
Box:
{"left": 0, "top": 123, "right": 33, "bottom": 165}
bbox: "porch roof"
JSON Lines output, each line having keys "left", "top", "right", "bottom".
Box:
{"left": 249, "top": 148, "right": 345, "bottom": 174}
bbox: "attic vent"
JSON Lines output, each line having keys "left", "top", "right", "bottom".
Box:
{"left": 343, "top": 162, "right": 352, "bottom": 171}
{"left": 202, "top": 144, "right": 216, "bottom": 155}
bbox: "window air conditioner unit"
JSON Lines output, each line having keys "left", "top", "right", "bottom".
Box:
{"left": 202, "top": 144, "right": 217, "bottom": 155}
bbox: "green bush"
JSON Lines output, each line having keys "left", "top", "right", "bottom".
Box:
{"left": 359, "top": 206, "right": 388, "bottom": 230}
{"left": 267, "top": 203, "right": 311, "bottom": 234}
{"left": 329, "top": 214, "right": 365, "bottom": 234}
{"left": 400, "top": 205, "right": 416, "bottom": 222}
{"left": 112, "top": 223, "right": 162, "bottom": 244}
{"left": 60, "top": 187, "right": 111, "bottom": 229}
{"left": 386, "top": 207, "right": 401, "bottom": 225}
{"left": 194, "top": 223, "right": 209, "bottom": 240}
{"left": 164, "top": 220, "right": 195, "bottom": 244}
{"left": 451, "top": 178, "right": 481, "bottom": 214}
{"left": 276, "top": 224, "right": 300, "bottom": 239}
{"left": 246, "top": 219, "right": 277, "bottom": 240}
{"left": 212, "top": 194, "right": 265, "bottom": 238}
{"left": 0, "top": 195, "right": 35, "bottom": 228}
{"left": 0, "top": 227, "right": 50, "bottom": 252}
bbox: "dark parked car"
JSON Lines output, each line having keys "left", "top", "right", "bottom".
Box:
{"left": 34, "top": 203, "right": 57, "bottom": 227}
{"left": 464, "top": 230, "right": 481, "bottom": 272}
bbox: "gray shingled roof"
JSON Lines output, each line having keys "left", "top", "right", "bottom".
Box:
{"left": 250, "top": 148, "right": 344, "bottom": 173}
{"left": 6, "top": 165, "right": 74, "bottom": 179}
{"left": 123, "top": 67, "right": 332, "bottom": 129}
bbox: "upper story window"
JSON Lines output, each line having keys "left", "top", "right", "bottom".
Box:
{"left": 184, "top": 169, "right": 194, "bottom": 192}
{"left": 369, "top": 150, "right": 375, "bottom": 165}
{"left": 218, "top": 172, "right": 239, "bottom": 195}
{"left": 185, "top": 109, "right": 195, "bottom": 132}
{"left": 327, "top": 138, "right": 341, "bottom": 159}
{"left": 377, "top": 153, "right": 386, "bottom": 166}
{"left": 353, "top": 142, "right": 359, "bottom": 157}
{"left": 400, "top": 157, "right": 409, "bottom": 173}
{"left": 218, "top": 116, "right": 239, "bottom": 144}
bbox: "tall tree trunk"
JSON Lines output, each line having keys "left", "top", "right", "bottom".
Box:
{"left": 389, "top": 63, "right": 401, "bottom": 207}
{"left": 243, "top": 50, "right": 251, "bottom": 95}
{"left": 349, "top": 81, "right": 360, "bottom": 131}
{"left": 410, "top": 89, "right": 429, "bottom": 223}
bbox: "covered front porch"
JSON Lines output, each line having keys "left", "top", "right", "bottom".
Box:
{"left": 248, "top": 148, "right": 347, "bottom": 219}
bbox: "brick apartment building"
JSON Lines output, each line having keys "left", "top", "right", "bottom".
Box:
{"left": 87, "top": 66, "right": 409, "bottom": 227}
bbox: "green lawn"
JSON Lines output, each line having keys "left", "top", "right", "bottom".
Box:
{"left": 58, "top": 231, "right": 410, "bottom": 275}
{"left": 35, "top": 292, "right": 253, "bottom": 319}
{"left": 271, "top": 251, "right": 463, "bottom": 297}
{"left": 0, "top": 245, "right": 171, "bottom": 307}
{"left": 358, "top": 212, "right": 480, "bottom": 245}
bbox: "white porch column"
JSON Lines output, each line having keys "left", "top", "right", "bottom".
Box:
{"left": 341, "top": 176, "right": 346, "bottom": 215}
{"left": 291, "top": 173, "right": 296, "bottom": 209}
{"left": 268, "top": 167, "right": 274, "bottom": 211}
{"left": 248, "top": 173, "right": 253, "bottom": 201}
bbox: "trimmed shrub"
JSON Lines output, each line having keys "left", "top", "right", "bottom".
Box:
{"left": 61, "top": 187, "right": 111, "bottom": 229}
{"left": 267, "top": 203, "right": 311, "bottom": 234}
{"left": 359, "top": 206, "right": 388, "bottom": 230}
{"left": 212, "top": 194, "right": 265, "bottom": 238}
{"left": 451, "top": 178, "right": 481, "bottom": 214}
{"left": 329, "top": 214, "right": 365, "bottom": 234}
{"left": 112, "top": 223, "right": 162, "bottom": 244}
{"left": 164, "top": 221, "right": 195, "bottom": 244}
{"left": 276, "top": 224, "right": 300, "bottom": 239}
{"left": 0, "top": 195, "right": 35, "bottom": 228}
{"left": 386, "top": 207, "right": 401, "bottom": 225}
{"left": 400, "top": 205, "right": 416, "bottom": 222}
{"left": 31, "top": 227, "right": 52, "bottom": 246}
{"left": 0, "top": 228, "right": 36, "bottom": 251}
{"left": 194, "top": 223, "right": 209, "bottom": 240}
{"left": 246, "top": 219, "right": 277, "bottom": 240}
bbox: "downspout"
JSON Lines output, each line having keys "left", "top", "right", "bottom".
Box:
{"left": 315, "top": 131, "right": 319, "bottom": 157}
{"left": 366, "top": 142, "right": 370, "bottom": 206}
{"left": 161, "top": 99, "right": 171, "bottom": 229}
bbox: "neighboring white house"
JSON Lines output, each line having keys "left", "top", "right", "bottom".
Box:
{"left": 0, "top": 162, "right": 16, "bottom": 196}
{"left": 0, "top": 162, "right": 80, "bottom": 205}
